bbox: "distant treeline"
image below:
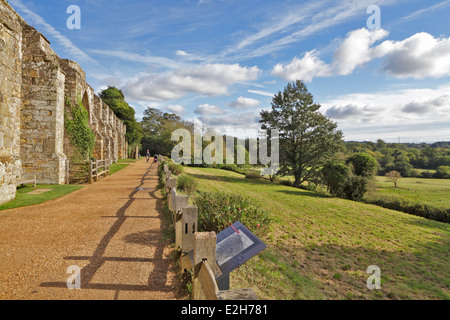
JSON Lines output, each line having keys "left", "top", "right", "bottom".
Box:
{"left": 345, "top": 140, "right": 450, "bottom": 178}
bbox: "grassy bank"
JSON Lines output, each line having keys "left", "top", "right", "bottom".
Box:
{"left": 183, "top": 166, "right": 449, "bottom": 300}
{"left": 0, "top": 185, "right": 83, "bottom": 211}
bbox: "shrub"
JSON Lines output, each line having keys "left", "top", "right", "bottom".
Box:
{"left": 168, "top": 162, "right": 184, "bottom": 175}
{"left": 322, "top": 160, "right": 351, "bottom": 195}
{"left": 193, "top": 191, "right": 271, "bottom": 234}
{"left": 347, "top": 153, "right": 378, "bottom": 177}
{"left": 176, "top": 173, "right": 198, "bottom": 195}
{"left": 65, "top": 97, "right": 96, "bottom": 161}
{"left": 341, "top": 176, "right": 368, "bottom": 201}
{"left": 385, "top": 170, "right": 401, "bottom": 188}
{"left": 433, "top": 166, "right": 450, "bottom": 179}
{"left": 364, "top": 198, "right": 450, "bottom": 223}
{"left": 385, "top": 161, "right": 414, "bottom": 177}
{"left": 420, "top": 171, "right": 433, "bottom": 179}
{"left": 245, "top": 171, "right": 262, "bottom": 180}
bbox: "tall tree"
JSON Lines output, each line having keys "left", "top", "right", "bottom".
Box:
{"left": 140, "top": 107, "right": 193, "bottom": 156}
{"left": 100, "top": 86, "right": 143, "bottom": 148}
{"left": 260, "top": 80, "right": 344, "bottom": 188}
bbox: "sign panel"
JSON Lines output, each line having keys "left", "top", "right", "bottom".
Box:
{"left": 215, "top": 221, "right": 267, "bottom": 281}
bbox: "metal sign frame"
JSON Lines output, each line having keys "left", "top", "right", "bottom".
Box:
{"left": 215, "top": 221, "right": 267, "bottom": 282}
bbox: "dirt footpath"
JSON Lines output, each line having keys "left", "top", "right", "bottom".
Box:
{"left": 0, "top": 159, "right": 184, "bottom": 300}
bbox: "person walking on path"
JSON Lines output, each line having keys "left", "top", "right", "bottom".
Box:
{"left": 146, "top": 149, "right": 151, "bottom": 163}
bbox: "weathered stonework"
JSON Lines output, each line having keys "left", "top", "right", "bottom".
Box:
{"left": 21, "top": 25, "right": 67, "bottom": 184}
{"left": 0, "top": 0, "right": 23, "bottom": 204}
{"left": 0, "top": 0, "right": 127, "bottom": 205}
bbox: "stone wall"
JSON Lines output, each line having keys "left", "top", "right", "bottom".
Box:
{"left": 61, "top": 59, "right": 128, "bottom": 163}
{"left": 0, "top": 0, "right": 127, "bottom": 205}
{"left": 0, "top": 0, "right": 23, "bottom": 204}
{"left": 21, "top": 25, "right": 67, "bottom": 184}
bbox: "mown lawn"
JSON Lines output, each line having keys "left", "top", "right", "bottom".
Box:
{"left": 109, "top": 163, "right": 130, "bottom": 175}
{"left": 183, "top": 166, "right": 449, "bottom": 300}
{"left": 365, "top": 176, "right": 450, "bottom": 209}
{"left": 0, "top": 185, "right": 83, "bottom": 211}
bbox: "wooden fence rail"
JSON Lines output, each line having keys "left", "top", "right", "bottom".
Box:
{"left": 68, "top": 162, "right": 90, "bottom": 184}
{"left": 89, "top": 159, "right": 110, "bottom": 184}
{"left": 68, "top": 159, "right": 110, "bottom": 185}
{"left": 158, "top": 155, "right": 259, "bottom": 301}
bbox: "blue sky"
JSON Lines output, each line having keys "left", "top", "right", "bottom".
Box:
{"left": 8, "top": 0, "right": 450, "bottom": 142}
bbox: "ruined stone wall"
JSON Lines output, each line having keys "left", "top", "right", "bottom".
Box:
{"left": 61, "top": 58, "right": 127, "bottom": 164}
{"left": 0, "top": 0, "right": 127, "bottom": 205}
{"left": 21, "top": 25, "right": 67, "bottom": 184}
{"left": 0, "top": 0, "right": 23, "bottom": 204}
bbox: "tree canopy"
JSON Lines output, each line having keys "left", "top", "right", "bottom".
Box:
{"left": 140, "top": 107, "right": 193, "bottom": 156}
{"left": 100, "top": 86, "right": 142, "bottom": 148}
{"left": 260, "top": 80, "right": 344, "bottom": 187}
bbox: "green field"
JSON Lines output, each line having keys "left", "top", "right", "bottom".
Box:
{"left": 183, "top": 166, "right": 449, "bottom": 300}
{"left": 0, "top": 185, "right": 83, "bottom": 211}
{"left": 365, "top": 176, "right": 450, "bottom": 209}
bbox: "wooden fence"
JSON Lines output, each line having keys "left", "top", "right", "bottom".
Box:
{"left": 158, "top": 155, "right": 259, "bottom": 301}
{"left": 68, "top": 159, "right": 110, "bottom": 185}
{"left": 89, "top": 159, "right": 110, "bottom": 184}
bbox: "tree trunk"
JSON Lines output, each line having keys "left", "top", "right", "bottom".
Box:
{"left": 293, "top": 176, "right": 302, "bottom": 188}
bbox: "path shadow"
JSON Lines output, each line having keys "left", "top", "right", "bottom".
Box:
{"left": 40, "top": 161, "right": 183, "bottom": 299}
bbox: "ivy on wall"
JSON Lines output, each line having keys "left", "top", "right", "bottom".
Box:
{"left": 65, "top": 97, "right": 96, "bottom": 161}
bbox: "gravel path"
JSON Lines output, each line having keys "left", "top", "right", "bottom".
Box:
{"left": 0, "top": 159, "right": 184, "bottom": 300}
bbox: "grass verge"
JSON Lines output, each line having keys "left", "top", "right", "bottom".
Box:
{"left": 109, "top": 163, "right": 130, "bottom": 175}
{"left": 0, "top": 185, "right": 83, "bottom": 211}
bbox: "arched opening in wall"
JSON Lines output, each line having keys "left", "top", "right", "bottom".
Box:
{"left": 81, "top": 92, "right": 90, "bottom": 124}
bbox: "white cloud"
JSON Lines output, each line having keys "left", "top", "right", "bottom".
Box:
{"left": 229, "top": 97, "right": 261, "bottom": 110}
{"left": 248, "top": 90, "right": 274, "bottom": 97}
{"left": 398, "top": 0, "right": 450, "bottom": 23}
{"left": 321, "top": 83, "right": 450, "bottom": 141}
{"left": 123, "top": 63, "right": 260, "bottom": 101}
{"left": 176, "top": 50, "right": 190, "bottom": 56}
{"left": 221, "top": 0, "right": 404, "bottom": 60}
{"left": 332, "top": 28, "right": 390, "bottom": 76}
{"left": 89, "top": 49, "right": 182, "bottom": 69}
{"left": 272, "top": 28, "right": 450, "bottom": 82}
{"left": 272, "top": 50, "right": 332, "bottom": 82}
{"left": 381, "top": 33, "right": 450, "bottom": 79}
{"left": 198, "top": 110, "right": 262, "bottom": 133}
{"left": 325, "top": 104, "right": 377, "bottom": 120}
{"left": 194, "top": 104, "right": 226, "bottom": 115}
{"left": 401, "top": 95, "right": 450, "bottom": 114}
{"left": 166, "top": 104, "right": 186, "bottom": 115}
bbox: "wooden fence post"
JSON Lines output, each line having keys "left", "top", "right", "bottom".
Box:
{"left": 179, "top": 206, "right": 198, "bottom": 273}
{"left": 174, "top": 201, "right": 193, "bottom": 250}
{"left": 193, "top": 232, "right": 218, "bottom": 300}
{"left": 168, "top": 188, "right": 177, "bottom": 212}
{"left": 180, "top": 206, "right": 198, "bottom": 253}
{"left": 174, "top": 195, "right": 189, "bottom": 248}
{"left": 166, "top": 177, "right": 176, "bottom": 194}
{"left": 89, "top": 160, "right": 93, "bottom": 184}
